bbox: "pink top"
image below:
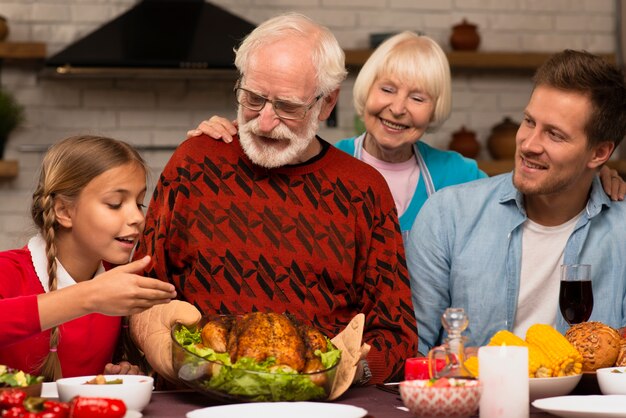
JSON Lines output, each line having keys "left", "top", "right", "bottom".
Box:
{"left": 361, "top": 149, "right": 420, "bottom": 216}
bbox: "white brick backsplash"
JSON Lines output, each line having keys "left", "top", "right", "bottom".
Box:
{"left": 322, "top": 0, "right": 379, "bottom": 8}
{"left": 83, "top": 89, "right": 157, "bottom": 109}
{"left": 71, "top": 4, "right": 115, "bottom": 23}
{"left": 521, "top": 33, "right": 587, "bottom": 51}
{"left": 490, "top": 14, "right": 554, "bottom": 31}
{"left": 390, "top": 0, "right": 453, "bottom": 10}
{"left": 582, "top": 0, "right": 613, "bottom": 12}
{"left": 118, "top": 110, "right": 193, "bottom": 129}
{"left": 0, "top": 213, "right": 32, "bottom": 236}
{"left": 1, "top": 3, "right": 34, "bottom": 22}
{"left": 32, "top": 3, "right": 71, "bottom": 22}
{"left": 451, "top": 0, "right": 518, "bottom": 11}
{"left": 0, "top": 0, "right": 619, "bottom": 249}
{"left": 358, "top": 11, "right": 426, "bottom": 30}
{"left": 42, "top": 108, "right": 117, "bottom": 129}
{"left": 520, "top": 0, "right": 571, "bottom": 12}
{"left": 556, "top": 15, "right": 615, "bottom": 32}
{"left": 0, "top": 193, "right": 32, "bottom": 214}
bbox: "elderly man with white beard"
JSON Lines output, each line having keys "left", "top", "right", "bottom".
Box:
{"left": 130, "top": 13, "right": 417, "bottom": 387}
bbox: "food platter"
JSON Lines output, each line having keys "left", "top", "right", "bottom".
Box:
{"left": 186, "top": 402, "right": 367, "bottom": 418}
{"left": 171, "top": 314, "right": 341, "bottom": 402}
{"left": 532, "top": 395, "right": 626, "bottom": 418}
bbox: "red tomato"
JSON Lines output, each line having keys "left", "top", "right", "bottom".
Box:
{"left": 404, "top": 357, "right": 447, "bottom": 380}
{"left": 68, "top": 397, "right": 126, "bottom": 418}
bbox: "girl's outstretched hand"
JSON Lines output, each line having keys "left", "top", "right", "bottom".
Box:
{"left": 187, "top": 116, "right": 238, "bottom": 143}
{"left": 87, "top": 256, "right": 177, "bottom": 316}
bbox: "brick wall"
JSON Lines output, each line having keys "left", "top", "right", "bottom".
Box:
{"left": 0, "top": 0, "right": 617, "bottom": 249}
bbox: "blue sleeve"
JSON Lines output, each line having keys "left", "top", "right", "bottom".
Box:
{"left": 405, "top": 192, "right": 453, "bottom": 354}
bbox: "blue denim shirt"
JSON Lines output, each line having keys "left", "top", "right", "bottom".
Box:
{"left": 407, "top": 172, "right": 626, "bottom": 353}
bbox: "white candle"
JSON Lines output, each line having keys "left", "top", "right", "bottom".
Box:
{"left": 478, "top": 345, "right": 529, "bottom": 418}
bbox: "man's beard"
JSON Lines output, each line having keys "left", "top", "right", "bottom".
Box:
{"left": 237, "top": 105, "right": 321, "bottom": 168}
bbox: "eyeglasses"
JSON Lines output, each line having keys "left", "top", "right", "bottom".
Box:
{"left": 234, "top": 85, "right": 323, "bottom": 120}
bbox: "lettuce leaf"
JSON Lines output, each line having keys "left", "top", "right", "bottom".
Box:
{"left": 0, "top": 365, "right": 43, "bottom": 388}
{"left": 174, "top": 325, "right": 342, "bottom": 401}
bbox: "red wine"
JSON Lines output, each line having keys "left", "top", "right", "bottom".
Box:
{"left": 559, "top": 280, "right": 593, "bottom": 325}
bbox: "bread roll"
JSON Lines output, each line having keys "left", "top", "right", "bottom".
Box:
{"left": 615, "top": 338, "right": 626, "bottom": 367}
{"left": 564, "top": 321, "right": 621, "bottom": 371}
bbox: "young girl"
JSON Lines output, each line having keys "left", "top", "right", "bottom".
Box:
{"left": 0, "top": 135, "right": 177, "bottom": 381}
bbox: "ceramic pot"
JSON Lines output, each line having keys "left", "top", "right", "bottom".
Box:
{"left": 448, "top": 126, "right": 480, "bottom": 158}
{"left": 487, "top": 117, "right": 520, "bottom": 160}
{"left": 0, "top": 16, "right": 8, "bottom": 42}
{"left": 450, "top": 19, "right": 480, "bottom": 51}
{"left": 449, "top": 126, "right": 480, "bottom": 158}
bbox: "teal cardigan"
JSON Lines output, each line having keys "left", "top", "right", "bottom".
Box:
{"left": 334, "top": 136, "right": 487, "bottom": 233}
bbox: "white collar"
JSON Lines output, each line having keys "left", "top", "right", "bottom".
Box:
{"left": 28, "top": 234, "right": 105, "bottom": 292}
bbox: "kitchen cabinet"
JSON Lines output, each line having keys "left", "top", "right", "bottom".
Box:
{"left": 0, "top": 41, "right": 46, "bottom": 61}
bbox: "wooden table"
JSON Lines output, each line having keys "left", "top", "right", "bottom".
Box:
{"left": 139, "top": 385, "right": 557, "bottom": 417}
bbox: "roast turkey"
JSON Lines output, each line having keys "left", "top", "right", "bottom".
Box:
{"left": 200, "top": 312, "right": 329, "bottom": 373}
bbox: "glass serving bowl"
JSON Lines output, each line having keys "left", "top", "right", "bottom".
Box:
{"left": 170, "top": 316, "right": 340, "bottom": 403}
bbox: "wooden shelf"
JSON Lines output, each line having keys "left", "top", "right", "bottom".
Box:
{"left": 0, "top": 159, "right": 18, "bottom": 178}
{"left": 477, "top": 159, "right": 626, "bottom": 177}
{"left": 0, "top": 41, "right": 46, "bottom": 61}
{"left": 344, "top": 50, "right": 616, "bottom": 71}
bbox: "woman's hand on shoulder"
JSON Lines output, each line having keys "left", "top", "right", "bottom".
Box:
{"left": 186, "top": 116, "right": 238, "bottom": 143}
{"left": 87, "top": 256, "right": 177, "bottom": 316}
{"left": 599, "top": 165, "right": 626, "bottom": 201}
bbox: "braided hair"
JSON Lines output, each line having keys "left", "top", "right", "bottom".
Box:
{"left": 30, "top": 135, "right": 146, "bottom": 381}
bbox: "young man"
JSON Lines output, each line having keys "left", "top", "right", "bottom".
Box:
{"left": 408, "top": 50, "right": 626, "bottom": 353}
{"left": 132, "top": 13, "right": 417, "bottom": 384}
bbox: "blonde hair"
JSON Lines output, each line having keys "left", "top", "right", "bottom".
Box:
{"left": 31, "top": 135, "right": 146, "bottom": 381}
{"left": 353, "top": 31, "right": 452, "bottom": 132}
{"left": 234, "top": 12, "right": 347, "bottom": 96}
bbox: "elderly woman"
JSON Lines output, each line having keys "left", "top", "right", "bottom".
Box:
{"left": 188, "top": 31, "right": 625, "bottom": 238}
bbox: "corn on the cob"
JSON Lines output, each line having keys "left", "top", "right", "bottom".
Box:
{"left": 464, "top": 356, "right": 479, "bottom": 377}
{"left": 525, "top": 324, "right": 583, "bottom": 376}
{"left": 489, "top": 330, "right": 553, "bottom": 378}
{"left": 462, "top": 330, "right": 553, "bottom": 378}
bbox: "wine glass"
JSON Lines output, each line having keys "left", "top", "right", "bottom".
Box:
{"left": 559, "top": 264, "right": 593, "bottom": 325}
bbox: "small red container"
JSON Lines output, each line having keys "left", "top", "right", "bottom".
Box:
{"left": 405, "top": 357, "right": 447, "bottom": 380}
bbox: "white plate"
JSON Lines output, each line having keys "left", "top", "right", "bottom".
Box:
{"left": 186, "top": 402, "right": 367, "bottom": 418}
{"left": 529, "top": 374, "right": 582, "bottom": 401}
{"left": 532, "top": 395, "right": 626, "bottom": 418}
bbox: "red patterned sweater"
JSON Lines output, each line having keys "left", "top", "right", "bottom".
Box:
{"left": 136, "top": 135, "right": 418, "bottom": 383}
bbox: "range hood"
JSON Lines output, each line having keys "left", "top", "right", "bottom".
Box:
{"left": 44, "top": 0, "right": 255, "bottom": 78}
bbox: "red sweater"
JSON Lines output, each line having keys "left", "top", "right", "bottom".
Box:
{"left": 137, "top": 135, "right": 418, "bottom": 383}
{"left": 0, "top": 247, "right": 120, "bottom": 377}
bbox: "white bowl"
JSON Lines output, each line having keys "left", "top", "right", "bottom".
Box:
{"left": 529, "top": 374, "right": 582, "bottom": 401}
{"left": 56, "top": 375, "right": 153, "bottom": 411}
{"left": 597, "top": 366, "right": 626, "bottom": 395}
